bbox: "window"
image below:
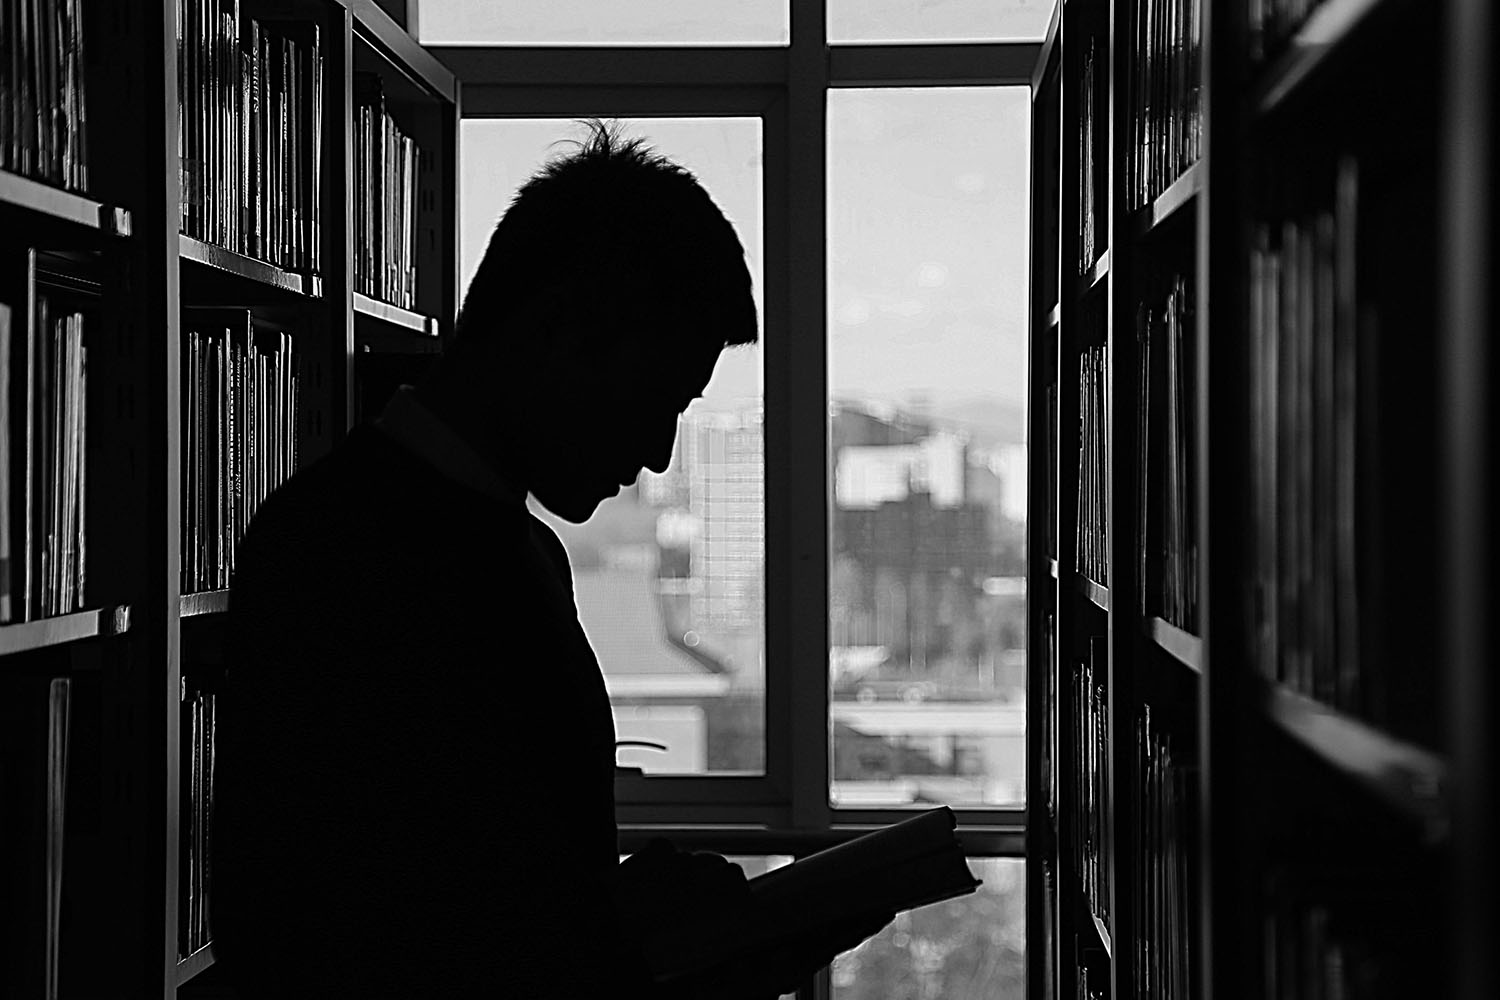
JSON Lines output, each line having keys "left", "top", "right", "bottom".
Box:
{"left": 827, "top": 88, "right": 1030, "bottom": 810}
{"left": 442, "top": 1, "right": 1040, "bottom": 993}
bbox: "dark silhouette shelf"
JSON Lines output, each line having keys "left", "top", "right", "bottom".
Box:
{"left": 1132, "top": 161, "right": 1202, "bottom": 238}
{"left": 180, "top": 590, "right": 231, "bottom": 618}
{"left": 179, "top": 235, "right": 323, "bottom": 298}
{"left": 1262, "top": 681, "right": 1449, "bottom": 844}
{"left": 1076, "top": 576, "right": 1110, "bottom": 612}
{"left": 1145, "top": 616, "right": 1203, "bottom": 674}
{"left": 354, "top": 291, "right": 441, "bottom": 339}
{"left": 1079, "top": 249, "right": 1110, "bottom": 298}
{"left": 1254, "top": 0, "right": 1402, "bottom": 115}
{"left": 176, "top": 943, "right": 214, "bottom": 986}
{"left": 0, "top": 605, "right": 132, "bottom": 657}
{"left": 0, "top": 169, "right": 132, "bottom": 235}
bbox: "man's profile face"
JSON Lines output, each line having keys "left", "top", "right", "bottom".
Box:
{"left": 525, "top": 325, "right": 724, "bottom": 524}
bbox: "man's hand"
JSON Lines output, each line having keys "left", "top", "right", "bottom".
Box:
{"left": 616, "top": 841, "right": 895, "bottom": 1000}
{"left": 682, "top": 908, "right": 895, "bottom": 1000}
{"left": 616, "top": 838, "right": 754, "bottom": 930}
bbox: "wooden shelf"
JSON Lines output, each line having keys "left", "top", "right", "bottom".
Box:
{"left": 1076, "top": 576, "right": 1110, "bottom": 612}
{"left": 180, "top": 590, "right": 231, "bottom": 618}
{"left": 353, "top": 0, "right": 458, "bottom": 103}
{"left": 0, "top": 605, "right": 132, "bottom": 657}
{"left": 1253, "top": 0, "right": 1403, "bottom": 115}
{"left": 1132, "top": 161, "right": 1202, "bottom": 238}
{"left": 354, "top": 292, "right": 441, "bottom": 337}
{"left": 1262, "top": 682, "right": 1449, "bottom": 843}
{"left": 0, "top": 169, "right": 131, "bottom": 235}
{"left": 1032, "top": 0, "right": 1061, "bottom": 90}
{"left": 179, "top": 235, "right": 323, "bottom": 298}
{"left": 176, "top": 943, "right": 215, "bottom": 986}
{"left": 1145, "top": 616, "right": 1203, "bottom": 674}
{"left": 1079, "top": 249, "right": 1110, "bottom": 297}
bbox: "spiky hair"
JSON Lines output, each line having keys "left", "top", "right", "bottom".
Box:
{"left": 454, "top": 119, "right": 758, "bottom": 354}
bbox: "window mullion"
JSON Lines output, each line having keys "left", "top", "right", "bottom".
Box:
{"left": 773, "top": 0, "right": 831, "bottom": 833}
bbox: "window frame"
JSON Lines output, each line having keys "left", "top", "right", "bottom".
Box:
{"left": 426, "top": 0, "right": 1038, "bottom": 848}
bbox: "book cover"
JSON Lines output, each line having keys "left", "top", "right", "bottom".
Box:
{"left": 641, "top": 808, "right": 979, "bottom": 987}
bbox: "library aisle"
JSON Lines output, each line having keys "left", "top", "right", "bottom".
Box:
{"left": 1, "top": 0, "right": 1494, "bottom": 998}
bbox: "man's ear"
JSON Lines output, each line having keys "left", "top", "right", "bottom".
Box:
{"left": 529, "top": 277, "right": 599, "bottom": 367}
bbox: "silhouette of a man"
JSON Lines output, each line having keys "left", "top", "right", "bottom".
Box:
{"left": 213, "top": 123, "right": 872, "bottom": 998}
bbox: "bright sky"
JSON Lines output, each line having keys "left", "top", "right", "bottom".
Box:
{"left": 460, "top": 90, "right": 1030, "bottom": 424}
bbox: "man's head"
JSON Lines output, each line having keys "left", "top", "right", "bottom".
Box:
{"left": 437, "top": 120, "right": 759, "bottom": 522}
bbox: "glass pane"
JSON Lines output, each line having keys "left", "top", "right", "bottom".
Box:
{"left": 832, "top": 858, "right": 1025, "bottom": 997}
{"left": 419, "top": 0, "right": 788, "bottom": 45}
{"left": 461, "top": 119, "right": 765, "bottom": 774}
{"left": 829, "top": 0, "right": 1056, "bottom": 44}
{"left": 828, "top": 89, "right": 1029, "bottom": 808}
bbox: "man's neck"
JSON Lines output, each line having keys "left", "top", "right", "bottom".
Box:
{"left": 411, "top": 380, "right": 525, "bottom": 487}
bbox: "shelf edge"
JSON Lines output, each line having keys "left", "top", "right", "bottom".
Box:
{"left": 354, "top": 291, "right": 441, "bottom": 337}
{"left": 1262, "top": 682, "right": 1449, "bottom": 842}
{"left": 1132, "top": 160, "right": 1203, "bottom": 238}
{"left": 0, "top": 169, "right": 131, "bottom": 235}
{"left": 1075, "top": 576, "right": 1110, "bottom": 612}
{"left": 179, "top": 235, "right": 321, "bottom": 298}
{"left": 176, "top": 943, "right": 215, "bottom": 986}
{"left": 1253, "top": 0, "right": 1393, "bottom": 115}
{"left": 1146, "top": 616, "right": 1203, "bottom": 673}
{"left": 0, "top": 605, "right": 131, "bottom": 657}
{"left": 180, "top": 590, "right": 231, "bottom": 619}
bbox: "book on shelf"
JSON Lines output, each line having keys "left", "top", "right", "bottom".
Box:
{"left": 0, "top": 0, "right": 89, "bottom": 193}
{"left": 1078, "top": 38, "right": 1104, "bottom": 275}
{"left": 1072, "top": 637, "right": 1110, "bottom": 930}
{"left": 177, "top": 3, "right": 323, "bottom": 272}
{"left": 14, "top": 284, "right": 89, "bottom": 622}
{"left": 0, "top": 674, "right": 71, "bottom": 1000}
{"left": 641, "top": 808, "right": 980, "bottom": 988}
{"left": 1134, "top": 272, "right": 1198, "bottom": 632}
{"left": 1128, "top": 0, "right": 1203, "bottom": 209}
{"left": 1046, "top": 379, "right": 1059, "bottom": 560}
{"left": 179, "top": 676, "right": 217, "bottom": 957}
{"left": 1132, "top": 704, "right": 1194, "bottom": 1000}
{"left": 1042, "top": 609, "right": 1058, "bottom": 821}
{"left": 1075, "top": 344, "right": 1108, "bottom": 586}
{"left": 354, "top": 72, "right": 424, "bottom": 312}
{"left": 1247, "top": 158, "right": 1361, "bottom": 717}
{"left": 181, "top": 310, "right": 299, "bottom": 594}
{"left": 0, "top": 302, "right": 12, "bottom": 622}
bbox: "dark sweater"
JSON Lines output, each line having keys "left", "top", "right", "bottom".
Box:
{"left": 213, "top": 425, "right": 649, "bottom": 997}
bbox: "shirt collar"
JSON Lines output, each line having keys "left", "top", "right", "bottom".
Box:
{"left": 373, "top": 385, "right": 525, "bottom": 506}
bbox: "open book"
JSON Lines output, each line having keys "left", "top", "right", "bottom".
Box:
{"left": 643, "top": 807, "right": 981, "bottom": 987}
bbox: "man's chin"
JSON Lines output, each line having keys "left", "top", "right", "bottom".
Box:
{"left": 533, "top": 490, "right": 608, "bottom": 524}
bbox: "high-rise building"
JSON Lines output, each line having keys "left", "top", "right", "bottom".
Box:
{"left": 683, "top": 408, "right": 765, "bottom": 631}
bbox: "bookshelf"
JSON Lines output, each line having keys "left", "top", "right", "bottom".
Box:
{"left": 0, "top": 1, "right": 457, "bottom": 996}
{"left": 1029, "top": 0, "right": 1495, "bottom": 998}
